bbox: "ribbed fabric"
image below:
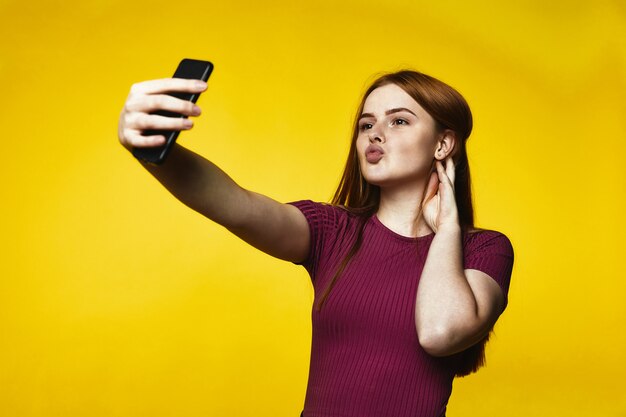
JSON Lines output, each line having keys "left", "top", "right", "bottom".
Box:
{"left": 290, "top": 200, "right": 514, "bottom": 417}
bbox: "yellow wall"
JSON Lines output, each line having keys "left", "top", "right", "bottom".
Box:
{"left": 1, "top": 0, "right": 625, "bottom": 415}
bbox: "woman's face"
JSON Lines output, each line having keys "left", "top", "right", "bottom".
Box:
{"left": 356, "top": 83, "right": 440, "bottom": 190}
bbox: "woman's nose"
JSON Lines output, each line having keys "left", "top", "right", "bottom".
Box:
{"left": 368, "top": 129, "right": 384, "bottom": 143}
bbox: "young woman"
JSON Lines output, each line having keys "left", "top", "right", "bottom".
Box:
{"left": 118, "top": 70, "right": 514, "bottom": 417}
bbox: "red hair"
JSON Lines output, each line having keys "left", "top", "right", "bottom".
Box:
{"left": 319, "top": 70, "right": 487, "bottom": 376}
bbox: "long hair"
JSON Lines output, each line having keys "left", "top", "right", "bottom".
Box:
{"left": 320, "top": 70, "right": 486, "bottom": 376}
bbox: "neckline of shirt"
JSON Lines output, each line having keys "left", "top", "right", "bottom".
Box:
{"left": 370, "top": 215, "right": 436, "bottom": 243}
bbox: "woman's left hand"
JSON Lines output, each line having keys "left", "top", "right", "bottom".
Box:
{"left": 422, "top": 156, "right": 460, "bottom": 233}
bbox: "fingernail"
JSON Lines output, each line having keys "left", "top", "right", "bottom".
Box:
{"left": 183, "top": 119, "right": 193, "bottom": 128}
{"left": 192, "top": 105, "right": 202, "bottom": 115}
{"left": 194, "top": 81, "right": 207, "bottom": 89}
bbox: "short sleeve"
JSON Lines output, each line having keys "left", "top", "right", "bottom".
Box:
{"left": 463, "top": 231, "right": 514, "bottom": 307}
{"left": 287, "top": 200, "right": 341, "bottom": 278}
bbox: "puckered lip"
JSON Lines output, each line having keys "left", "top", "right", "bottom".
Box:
{"left": 365, "top": 144, "right": 385, "bottom": 162}
{"left": 365, "top": 144, "right": 384, "bottom": 156}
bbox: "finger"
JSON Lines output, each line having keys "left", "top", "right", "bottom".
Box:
{"left": 435, "top": 160, "right": 449, "bottom": 184}
{"left": 445, "top": 156, "right": 456, "bottom": 185}
{"left": 125, "top": 94, "right": 202, "bottom": 116}
{"left": 129, "top": 78, "right": 207, "bottom": 95}
{"left": 124, "top": 131, "right": 166, "bottom": 148}
{"left": 127, "top": 112, "right": 194, "bottom": 131}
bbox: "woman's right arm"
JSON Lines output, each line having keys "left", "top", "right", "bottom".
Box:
{"left": 118, "top": 78, "right": 310, "bottom": 263}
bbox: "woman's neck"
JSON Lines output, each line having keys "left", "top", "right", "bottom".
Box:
{"left": 376, "top": 183, "right": 433, "bottom": 238}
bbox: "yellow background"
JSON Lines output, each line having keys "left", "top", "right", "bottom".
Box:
{"left": 1, "top": 0, "right": 625, "bottom": 415}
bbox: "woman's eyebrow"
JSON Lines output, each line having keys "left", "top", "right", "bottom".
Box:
{"left": 359, "top": 107, "right": 417, "bottom": 121}
{"left": 386, "top": 107, "right": 417, "bottom": 117}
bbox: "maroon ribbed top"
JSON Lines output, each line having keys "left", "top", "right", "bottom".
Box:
{"left": 290, "top": 200, "right": 514, "bottom": 417}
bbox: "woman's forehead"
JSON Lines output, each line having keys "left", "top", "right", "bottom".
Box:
{"left": 362, "top": 84, "right": 423, "bottom": 115}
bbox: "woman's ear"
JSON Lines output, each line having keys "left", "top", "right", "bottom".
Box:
{"left": 434, "top": 129, "right": 457, "bottom": 161}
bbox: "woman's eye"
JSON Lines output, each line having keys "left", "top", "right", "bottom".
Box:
{"left": 392, "top": 118, "right": 408, "bottom": 126}
{"left": 359, "top": 122, "right": 373, "bottom": 131}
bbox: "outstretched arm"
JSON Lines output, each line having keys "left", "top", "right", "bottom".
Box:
{"left": 118, "top": 78, "right": 310, "bottom": 263}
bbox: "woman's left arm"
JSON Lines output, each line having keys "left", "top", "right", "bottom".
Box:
{"left": 416, "top": 157, "right": 505, "bottom": 357}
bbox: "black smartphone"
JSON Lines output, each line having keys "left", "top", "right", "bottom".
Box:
{"left": 132, "top": 58, "right": 214, "bottom": 165}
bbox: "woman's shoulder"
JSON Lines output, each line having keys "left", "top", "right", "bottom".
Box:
{"left": 464, "top": 227, "right": 514, "bottom": 254}
{"left": 289, "top": 199, "right": 351, "bottom": 215}
{"left": 466, "top": 227, "right": 509, "bottom": 237}
{"left": 288, "top": 200, "right": 363, "bottom": 229}
{"left": 290, "top": 200, "right": 365, "bottom": 217}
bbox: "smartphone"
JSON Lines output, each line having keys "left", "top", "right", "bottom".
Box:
{"left": 132, "top": 58, "right": 214, "bottom": 165}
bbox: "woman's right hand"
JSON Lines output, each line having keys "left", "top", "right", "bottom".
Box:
{"left": 117, "top": 78, "right": 208, "bottom": 151}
